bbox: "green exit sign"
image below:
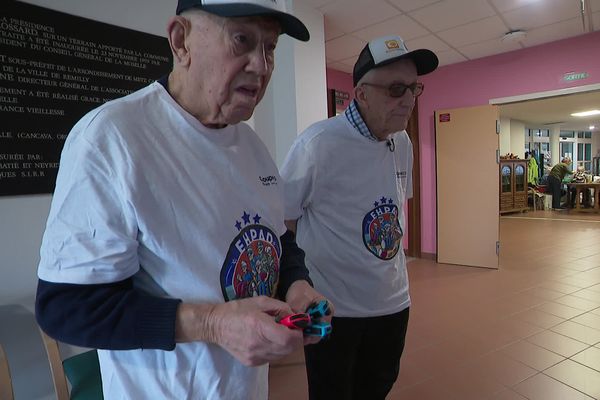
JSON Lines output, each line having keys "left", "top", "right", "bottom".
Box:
{"left": 563, "top": 72, "right": 589, "bottom": 82}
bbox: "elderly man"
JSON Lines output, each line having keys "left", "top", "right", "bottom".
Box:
{"left": 281, "top": 35, "right": 438, "bottom": 399}
{"left": 35, "top": 1, "right": 331, "bottom": 399}
{"left": 548, "top": 157, "right": 573, "bottom": 210}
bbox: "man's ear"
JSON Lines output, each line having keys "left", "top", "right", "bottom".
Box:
{"left": 354, "top": 85, "right": 367, "bottom": 109}
{"left": 167, "top": 16, "right": 191, "bottom": 67}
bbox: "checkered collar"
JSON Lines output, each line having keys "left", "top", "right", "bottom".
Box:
{"left": 344, "top": 99, "right": 377, "bottom": 142}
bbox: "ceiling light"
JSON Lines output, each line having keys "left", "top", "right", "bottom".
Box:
{"left": 571, "top": 110, "right": 600, "bottom": 117}
{"left": 590, "top": 125, "right": 596, "bottom": 130}
{"left": 501, "top": 30, "right": 527, "bottom": 42}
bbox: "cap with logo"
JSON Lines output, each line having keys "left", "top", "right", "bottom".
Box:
{"left": 176, "top": 0, "right": 310, "bottom": 42}
{"left": 353, "top": 35, "right": 439, "bottom": 86}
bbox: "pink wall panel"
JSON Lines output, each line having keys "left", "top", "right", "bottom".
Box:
{"left": 326, "top": 68, "right": 355, "bottom": 109}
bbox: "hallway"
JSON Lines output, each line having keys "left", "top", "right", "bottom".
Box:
{"left": 269, "top": 210, "right": 600, "bottom": 399}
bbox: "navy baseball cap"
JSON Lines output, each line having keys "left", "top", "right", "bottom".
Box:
{"left": 176, "top": 0, "right": 310, "bottom": 42}
{"left": 353, "top": 35, "right": 439, "bottom": 86}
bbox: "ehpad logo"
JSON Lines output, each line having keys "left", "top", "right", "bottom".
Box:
{"left": 362, "top": 196, "right": 403, "bottom": 260}
{"left": 220, "top": 211, "right": 281, "bottom": 301}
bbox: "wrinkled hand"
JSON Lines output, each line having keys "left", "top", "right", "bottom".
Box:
{"left": 209, "top": 296, "right": 304, "bottom": 366}
{"left": 285, "top": 280, "right": 334, "bottom": 345}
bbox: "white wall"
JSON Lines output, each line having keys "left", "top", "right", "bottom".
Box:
{"left": 550, "top": 126, "right": 561, "bottom": 165}
{"left": 499, "top": 117, "right": 510, "bottom": 156}
{"left": 292, "top": 3, "right": 327, "bottom": 136}
{"left": 509, "top": 120, "right": 526, "bottom": 158}
{"left": 253, "top": 1, "right": 326, "bottom": 166}
{"left": 593, "top": 132, "right": 600, "bottom": 166}
{"left": 0, "top": 195, "right": 50, "bottom": 307}
{"left": 500, "top": 118, "right": 528, "bottom": 159}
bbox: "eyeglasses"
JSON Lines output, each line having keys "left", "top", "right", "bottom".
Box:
{"left": 361, "top": 82, "right": 424, "bottom": 98}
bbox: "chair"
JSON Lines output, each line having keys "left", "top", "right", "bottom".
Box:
{"left": 38, "top": 329, "right": 103, "bottom": 400}
{"left": 528, "top": 187, "right": 544, "bottom": 211}
{"left": 0, "top": 343, "right": 15, "bottom": 400}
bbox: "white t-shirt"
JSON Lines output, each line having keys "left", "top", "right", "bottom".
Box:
{"left": 281, "top": 115, "right": 413, "bottom": 318}
{"left": 38, "top": 82, "right": 286, "bottom": 399}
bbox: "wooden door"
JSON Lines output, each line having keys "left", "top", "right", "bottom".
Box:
{"left": 435, "top": 105, "right": 499, "bottom": 269}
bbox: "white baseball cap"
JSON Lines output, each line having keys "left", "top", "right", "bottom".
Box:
{"left": 353, "top": 35, "right": 438, "bottom": 86}
{"left": 176, "top": 0, "right": 310, "bottom": 42}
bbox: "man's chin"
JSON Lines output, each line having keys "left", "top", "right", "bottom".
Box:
{"left": 225, "top": 108, "right": 256, "bottom": 125}
{"left": 389, "top": 120, "right": 409, "bottom": 133}
{"left": 397, "top": 115, "right": 411, "bottom": 127}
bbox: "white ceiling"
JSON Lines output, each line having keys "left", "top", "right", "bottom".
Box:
{"left": 305, "top": 0, "right": 599, "bottom": 73}
{"left": 499, "top": 89, "right": 600, "bottom": 131}
{"left": 304, "top": 0, "right": 600, "bottom": 132}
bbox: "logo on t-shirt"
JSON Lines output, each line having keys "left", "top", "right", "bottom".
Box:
{"left": 220, "top": 211, "right": 281, "bottom": 301}
{"left": 259, "top": 175, "right": 278, "bottom": 186}
{"left": 362, "top": 196, "right": 403, "bottom": 260}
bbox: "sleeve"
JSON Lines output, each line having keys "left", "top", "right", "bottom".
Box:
{"left": 35, "top": 113, "right": 180, "bottom": 350}
{"left": 275, "top": 230, "right": 312, "bottom": 300}
{"left": 38, "top": 116, "right": 139, "bottom": 284}
{"left": 36, "top": 278, "right": 181, "bottom": 350}
{"left": 280, "top": 138, "right": 317, "bottom": 220}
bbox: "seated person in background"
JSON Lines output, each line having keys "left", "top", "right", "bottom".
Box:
{"left": 569, "top": 164, "right": 591, "bottom": 207}
{"left": 547, "top": 157, "right": 573, "bottom": 210}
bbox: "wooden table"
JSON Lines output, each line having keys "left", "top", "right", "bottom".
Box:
{"left": 566, "top": 183, "right": 600, "bottom": 211}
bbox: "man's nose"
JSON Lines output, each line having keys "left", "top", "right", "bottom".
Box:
{"left": 396, "top": 91, "right": 415, "bottom": 106}
{"left": 247, "top": 44, "right": 270, "bottom": 75}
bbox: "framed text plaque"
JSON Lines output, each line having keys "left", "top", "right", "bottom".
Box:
{"left": 0, "top": 0, "right": 172, "bottom": 195}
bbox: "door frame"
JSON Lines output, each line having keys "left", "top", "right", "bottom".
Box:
{"left": 406, "top": 103, "right": 421, "bottom": 258}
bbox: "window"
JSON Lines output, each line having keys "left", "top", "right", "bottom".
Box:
{"left": 529, "top": 129, "right": 549, "bottom": 137}
{"left": 559, "top": 142, "right": 573, "bottom": 166}
{"left": 577, "top": 142, "right": 592, "bottom": 171}
{"left": 577, "top": 131, "right": 592, "bottom": 139}
{"left": 526, "top": 129, "right": 550, "bottom": 170}
{"left": 541, "top": 143, "right": 550, "bottom": 153}
{"left": 560, "top": 131, "right": 575, "bottom": 138}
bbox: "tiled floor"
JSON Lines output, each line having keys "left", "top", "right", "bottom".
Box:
{"left": 269, "top": 209, "right": 600, "bottom": 399}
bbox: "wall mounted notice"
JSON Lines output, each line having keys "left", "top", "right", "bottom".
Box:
{"left": 0, "top": 0, "right": 172, "bottom": 196}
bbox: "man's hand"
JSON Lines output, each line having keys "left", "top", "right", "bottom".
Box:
{"left": 175, "top": 296, "right": 304, "bottom": 366}
{"left": 285, "top": 280, "right": 334, "bottom": 345}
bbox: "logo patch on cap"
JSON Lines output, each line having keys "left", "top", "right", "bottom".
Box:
{"left": 385, "top": 40, "right": 400, "bottom": 50}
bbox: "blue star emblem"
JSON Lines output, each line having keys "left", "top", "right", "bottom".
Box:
{"left": 253, "top": 214, "right": 261, "bottom": 224}
{"left": 380, "top": 196, "right": 387, "bottom": 204}
{"left": 374, "top": 201, "right": 379, "bottom": 207}
{"left": 235, "top": 220, "right": 242, "bottom": 231}
{"left": 388, "top": 198, "right": 393, "bottom": 204}
{"left": 241, "top": 211, "right": 251, "bottom": 225}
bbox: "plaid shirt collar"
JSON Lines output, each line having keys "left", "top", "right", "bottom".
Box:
{"left": 344, "top": 99, "right": 377, "bottom": 142}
